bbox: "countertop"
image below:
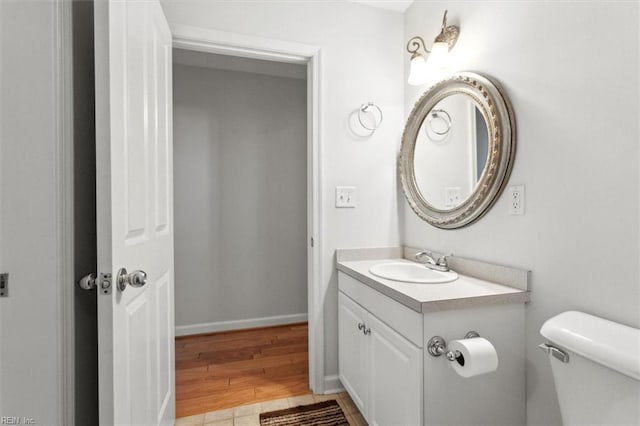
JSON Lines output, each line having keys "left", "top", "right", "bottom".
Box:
{"left": 337, "top": 258, "right": 530, "bottom": 313}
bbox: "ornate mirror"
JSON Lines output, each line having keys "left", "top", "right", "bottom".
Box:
{"left": 399, "top": 72, "right": 516, "bottom": 229}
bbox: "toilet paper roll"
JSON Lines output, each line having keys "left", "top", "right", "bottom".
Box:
{"left": 448, "top": 337, "right": 498, "bottom": 378}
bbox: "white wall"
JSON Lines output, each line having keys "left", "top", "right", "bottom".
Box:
{"left": 0, "top": 1, "right": 64, "bottom": 424}
{"left": 161, "top": 0, "right": 405, "bottom": 386}
{"left": 173, "top": 63, "right": 308, "bottom": 330}
{"left": 404, "top": 2, "right": 639, "bottom": 425}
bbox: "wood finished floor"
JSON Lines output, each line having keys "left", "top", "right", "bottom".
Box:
{"left": 175, "top": 323, "right": 311, "bottom": 418}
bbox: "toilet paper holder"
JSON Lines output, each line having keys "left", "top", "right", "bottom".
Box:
{"left": 427, "top": 331, "right": 480, "bottom": 361}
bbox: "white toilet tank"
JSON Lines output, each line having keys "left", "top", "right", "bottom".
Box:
{"left": 540, "top": 311, "right": 640, "bottom": 426}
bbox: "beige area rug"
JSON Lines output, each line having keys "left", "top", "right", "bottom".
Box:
{"left": 259, "top": 400, "right": 349, "bottom": 425}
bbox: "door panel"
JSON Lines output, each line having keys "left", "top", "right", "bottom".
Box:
{"left": 155, "top": 271, "right": 172, "bottom": 422}
{"left": 153, "top": 18, "right": 171, "bottom": 236}
{"left": 125, "top": 293, "right": 152, "bottom": 426}
{"left": 95, "top": 0, "right": 174, "bottom": 424}
{"left": 122, "top": 2, "right": 149, "bottom": 242}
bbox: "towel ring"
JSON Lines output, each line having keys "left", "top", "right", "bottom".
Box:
{"left": 427, "top": 109, "right": 452, "bottom": 136}
{"left": 358, "top": 102, "right": 384, "bottom": 131}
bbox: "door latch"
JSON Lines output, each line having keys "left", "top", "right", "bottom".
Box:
{"left": 78, "top": 272, "right": 112, "bottom": 295}
{"left": 99, "top": 273, "right": 112, "bottom": 295}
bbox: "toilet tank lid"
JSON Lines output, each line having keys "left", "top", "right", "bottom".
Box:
{"left": 540, "top": 311, "right": 640, "bottom": 381}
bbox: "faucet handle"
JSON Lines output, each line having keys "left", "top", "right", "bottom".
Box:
{"left": 415, "top": 250, "right": 431, "bottom": 259}
{"left": 436, "top": 253, "right": 452, "bottom": 266}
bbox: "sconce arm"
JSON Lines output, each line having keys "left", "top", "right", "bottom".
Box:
{"left": 433, "top": 10, "right": 460, "bottom": 49}
{"left": 406, "top": 36, "right": 430, "bottom": 56}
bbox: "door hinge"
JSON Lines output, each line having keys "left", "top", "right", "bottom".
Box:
{"left": 0, "top": 273, "right": 8, "bottom": 297}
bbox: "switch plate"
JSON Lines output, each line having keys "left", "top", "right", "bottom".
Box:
{"left": 508, "top": 185, "right": 525, "bottom": 215}
{"left": 336, "top": 186, "right": 356, "bottom": 208}
{"left": 444, "top": 187, "right": 461, "bottom": 208}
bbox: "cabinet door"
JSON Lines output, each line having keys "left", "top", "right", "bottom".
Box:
{"left": 368, "top": 314, "right": 423, "bottom": 426}
{"left": 338, "top": 292, "right": 369, "bottom": 413}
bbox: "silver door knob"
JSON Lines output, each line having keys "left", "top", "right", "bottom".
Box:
{"left": 78, "top": 273, "right": 97, "bottom": 290}
{"left": 117, "top": 268, "right": 148, "bottom": 292}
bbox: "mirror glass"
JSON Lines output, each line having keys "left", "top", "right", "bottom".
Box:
{"left": 413, "top": 94, "right": 489, "bottom": 210}
{"left": 399, "top": 72, "right": 515, "bottom": 229}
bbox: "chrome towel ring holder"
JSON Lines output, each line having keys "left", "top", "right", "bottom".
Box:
{"left": 357, "top": 102, "right": 383, "bottom": 132}
{"left": 427, "top": 108, "right": 452, "bottom": 136}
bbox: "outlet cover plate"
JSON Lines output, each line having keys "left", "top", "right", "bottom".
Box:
{"left": 444, "top": 187, "right": 461, "bottom": 208}
{"left": 508, "top": 185, "right": 525, "bottom": 215}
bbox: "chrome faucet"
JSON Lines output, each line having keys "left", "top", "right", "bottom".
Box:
{"left": 415, "top": 250, "right": 451, "bottom": 272}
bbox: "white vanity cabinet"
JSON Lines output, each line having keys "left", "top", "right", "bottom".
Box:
{"left": 338, "top": 273, "right": 423, "bottom": 426}
{"left": 336, "top": 251, "right": 529, "bottom": 426}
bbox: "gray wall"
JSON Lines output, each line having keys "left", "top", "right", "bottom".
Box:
{"left": 404, "top": 3, "right": 640, "bottom": 426}
{"left": 173, "top": 64, "right": 308, "bottom": 329}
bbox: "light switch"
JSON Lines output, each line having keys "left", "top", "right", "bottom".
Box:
{"left": 336, "top": 186, "right": 356, "bottom": 208}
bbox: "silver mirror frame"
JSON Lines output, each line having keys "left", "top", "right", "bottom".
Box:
{"left": 400, "top": 72, "right": 516, "bottom": 229}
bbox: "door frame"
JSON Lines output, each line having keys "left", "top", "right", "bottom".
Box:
{"left": 171, "top": 25, "right": 325, "bottom": 394}
{"left": 55, "top": 0, "right": 75, "bottom": 424}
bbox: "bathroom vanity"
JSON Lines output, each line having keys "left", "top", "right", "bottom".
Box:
{"left": 336, "top": 247, "right": 530, "bottom": 426}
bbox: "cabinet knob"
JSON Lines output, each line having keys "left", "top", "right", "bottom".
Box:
{"left": 358, "top": 322, "right": 365, "bottom": 330}
{"left": 363, "top": 327, "right": 371, "bottom": 335}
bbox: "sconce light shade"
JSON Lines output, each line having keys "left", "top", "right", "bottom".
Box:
{"left": 408, "top": 54, "right": 429, "bottom": 86}
{"left": 427, "top": 41, "right": 450, "bottom": 71}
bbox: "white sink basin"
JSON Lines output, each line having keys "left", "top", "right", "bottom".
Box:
{"left": 369, "top": 262, "right": 458, "bottom": 284}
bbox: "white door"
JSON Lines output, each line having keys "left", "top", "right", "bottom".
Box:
{"left": 338, "top": 292, "right": 369, "bottom": 414}
{"left": 368, "top": 314, "right": 422, "bottom": 426}
{"left": 94, "top": 0, "right": 174, "bottom": 424}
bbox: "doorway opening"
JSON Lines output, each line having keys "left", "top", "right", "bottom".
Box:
{"left": 170, "top": 29, "right": 323, "bottom": 418}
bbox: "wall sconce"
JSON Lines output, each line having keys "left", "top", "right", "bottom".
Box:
{"left": 406, "top": 10, "right": 460, "bottom": 86}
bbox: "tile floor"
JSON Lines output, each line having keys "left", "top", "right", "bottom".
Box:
{"left": 175, "top": 391, "right": 367, "bottom": 426}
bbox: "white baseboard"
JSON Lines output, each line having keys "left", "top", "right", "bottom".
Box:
{"left": 175, "top": 313, "right": 308, "bottom": 337}
{"left": 323, "top": 375, "right": 345, "bottom": 394}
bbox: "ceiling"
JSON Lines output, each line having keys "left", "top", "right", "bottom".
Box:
{"left": 349, "top": 0, "right": 414, "bottom": 13}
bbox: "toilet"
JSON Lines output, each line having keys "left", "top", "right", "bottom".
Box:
{"left": 540, "top": 311, "right": 640, "bottom": 426}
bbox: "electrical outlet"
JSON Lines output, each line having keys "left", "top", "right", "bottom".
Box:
{"left": 508, "top": 185, "right": 525, "bottom": 215}
{"left": 444, "top": 187, "right": 461, "bottom": 208}
{"left": 336, "top": 186, "right": 356, "bottom": 208}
